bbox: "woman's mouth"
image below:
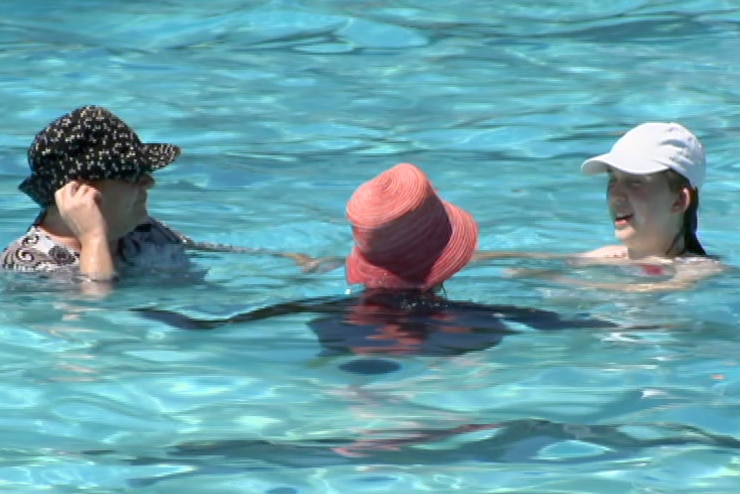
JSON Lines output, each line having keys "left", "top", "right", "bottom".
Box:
{"left": 614, "top": 213, "right": 633, "bottom": 227}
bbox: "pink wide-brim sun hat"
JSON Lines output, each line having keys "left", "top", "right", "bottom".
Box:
{"left": 345, "top": 163, "right": 478, "bottom": 290}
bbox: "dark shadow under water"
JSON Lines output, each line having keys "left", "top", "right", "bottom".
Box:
{"left": 110, "top": 292, "right": 697, "bottom": 488}
{"left": 135, "top": 289, "right": 624, "bottom": 373}
{"left": 79, "top": 418, "right": 740, "bottom": 488}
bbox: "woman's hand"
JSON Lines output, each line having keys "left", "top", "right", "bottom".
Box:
{"left": 55, "top": 181, "right": 109, "bottom": 245}
{"left": 54, "top": 181, "right": 116, "bottom": 282}
{"left": 282, "top": 253, "right": 345, "bottom": 273}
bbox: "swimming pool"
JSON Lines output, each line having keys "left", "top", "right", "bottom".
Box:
{"left": 1, "top": 1, "right": 740, "bottom": 492}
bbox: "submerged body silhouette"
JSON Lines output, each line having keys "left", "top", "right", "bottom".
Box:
{"left": 138, "top": 289, "right": 617, "bottom": 358}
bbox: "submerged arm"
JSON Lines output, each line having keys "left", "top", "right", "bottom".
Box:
{"left": 135, "top": 295, "right": 349, "bottom": 330}
{"left": 510, "top": 259, "right": 725, "bottom": 293}
{"left": 179, "top": 236, "right": 343, "bottom": 273}
{"left": 471, "top": 250, "right": 573, "bottom": 262}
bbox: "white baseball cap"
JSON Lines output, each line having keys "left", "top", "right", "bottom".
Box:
{"left": 581, "top": 122, "right": 705, "bottom": 189}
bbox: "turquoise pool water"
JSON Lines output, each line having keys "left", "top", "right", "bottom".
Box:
{"left": 2, "top": 1, "right": 740, "bottom": 492}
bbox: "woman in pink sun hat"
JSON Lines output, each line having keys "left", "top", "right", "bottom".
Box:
{"left": 139, "top": 162, "right": 617, "bottom": 362}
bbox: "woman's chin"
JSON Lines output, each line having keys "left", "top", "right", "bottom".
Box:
{"left": 614, "top": 228, "right": 636, "bottom": 244}
{"left": 118, "top": 214, "right": 149, "bottom": 238}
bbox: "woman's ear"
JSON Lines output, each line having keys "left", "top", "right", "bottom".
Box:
{"left": 672, "top": 187, "right": 691, "bottom": 214}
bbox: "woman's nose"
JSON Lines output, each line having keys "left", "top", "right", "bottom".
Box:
{"left": 608, "top": 179, "right": 627, "bottom": 196}
{"left": 607, "top": 183, "right": 628, "bottom": 206}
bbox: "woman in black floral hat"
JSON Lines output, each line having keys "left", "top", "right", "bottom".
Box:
{"left": 1, "top": 105, "right": 190, "bottom": 283}
{"left": 1, "top": 106, "right": 321, "bottom": 287}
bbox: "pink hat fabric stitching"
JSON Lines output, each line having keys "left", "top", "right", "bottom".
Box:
{"left": 345, "top": 163, "right": 478, "bottom": 290}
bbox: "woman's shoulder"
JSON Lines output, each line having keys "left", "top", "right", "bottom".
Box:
{"left": 124, "top": 217, "right": 188, "bottom": 245}
{"left": 1, "top": 226, "right": 79, "bottom": 272}
{"left": 578, "top": 245, "right": 628, "bottom": 259}
{"left": 673, "top": 253, "right": 725, "bottom": 276}
{"left": 676, "top": 252, "right": 722, "bottom": 264}
{"left": 118, "top": 217, "right": 190, "bottom": 270}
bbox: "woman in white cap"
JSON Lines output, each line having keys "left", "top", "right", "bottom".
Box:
{"left": 579, "top": 121, "right": 707, "bottom": 260}
{"left": 476, "top": 122, "right": 722, "bottom": 291}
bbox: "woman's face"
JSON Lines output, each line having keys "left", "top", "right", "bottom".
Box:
{"left": 606, "top": 168, "right": 687, "bottom": 256}
{"left": 92, "top": 173, "right": 154, "bottom": 238}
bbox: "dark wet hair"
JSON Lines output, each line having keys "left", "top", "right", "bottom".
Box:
{"left": 664, "top": 170, "right": 706, "bottom": 256}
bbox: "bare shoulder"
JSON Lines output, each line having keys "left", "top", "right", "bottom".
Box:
{"left": 138, "top": 217, "right": 191, "bottom": 244}
{"left": 471, "top": 250, "right": 570, "bottom": 261}
{"left": 578, "top": 245, "right": 628, "bottom": 259}
{"left": 674, "top": 255, "right": 726, "bottom": 277}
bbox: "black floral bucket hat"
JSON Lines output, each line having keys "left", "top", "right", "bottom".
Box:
{"left": 19, "top": 105, "right": 181, "bottom": 207}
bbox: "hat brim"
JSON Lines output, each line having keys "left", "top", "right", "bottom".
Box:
{"left": 19, "top": 142, "right": 181, "bottom": 207}
{"left": 18, "top": 174, "right": 49, "bottom": 207}
{"left": 137, "top": 142, "right": 181, "bottom": 172}
{"left": 581, "top": 151, "right": 669, "bottom": 176}
{"left": 346, "top": 200, "right": 479, "bottom": 290}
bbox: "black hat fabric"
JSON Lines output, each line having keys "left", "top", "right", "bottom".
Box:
{"left": 19, "top": 105, "right": 181, "bottom": 206}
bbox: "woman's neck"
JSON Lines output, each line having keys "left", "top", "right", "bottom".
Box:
{"left": 627, "top": 235, "right": 685, "bottom": 260}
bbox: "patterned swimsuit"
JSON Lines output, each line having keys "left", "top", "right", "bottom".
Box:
{"left": 1, "top": 218, "right": 190, "bottom": 273}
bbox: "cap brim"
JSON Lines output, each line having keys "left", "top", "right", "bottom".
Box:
{"left": 581, "top": 152, "right": 669, "bottom": 176}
